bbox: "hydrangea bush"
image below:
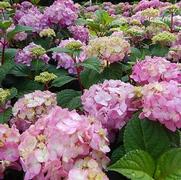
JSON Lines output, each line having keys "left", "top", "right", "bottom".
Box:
{"left": 0, "top": 0, "right": 181, "bottom": 179}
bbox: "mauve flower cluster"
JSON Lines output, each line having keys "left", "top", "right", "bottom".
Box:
{"left": 68, "top": 157, "right": 108, "bottom": 180}
{"left": 82, "top": 80, "right": 135, "bottom": 131}
{"left": 133, "top": 0, "right": 165, "bottom": 12}
{"left": 52, "top": 38, "right": 87, "bottom": 74}
{"left": 14, "top": 1, "right": 47, "bottom": 32}
{"left": 11, "top": 91, "right": 57, "bottom": 131}
{"left": 131, "top": 56, "right": 181, "bottom": 85}
{"left": 43, "top": 0, "right": 78, "bottom": 28}
{"left": 15, "top": 43, "right": 50, "bottom": 66}
{"left": 87, "top": 36, "right": 130, "bottom": 64}
{"left": 139, "top": 80, "right": 181, "bottom": 131}
{"left": 68, "top": 25, "right": 89, "bottom": 43}
{"left": 0, "top": 124, "right": 21, "bottom": 178}
{"left": 18, "top": 106, "right": 110, "bottom": 180}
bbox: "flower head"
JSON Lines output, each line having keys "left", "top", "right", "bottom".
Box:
{"left": 152, "top": 31, "right": 176, "bottom": 45}
{"left": 87, "top": 35, "right": 130, "bottom": 64}
{"left": 39, "top": 28, "right": 56, "bottom": 38}
{"left": 0, "top": 89, "right": 10, "bottom": 105}
{"left": 15, "top": 43, "right": 50, "bottom": 66}
{"left": 82, "top": 80, "right": 136, "bottom": 132}
{"left": 140, "top": 81, "right": 181, "bottom": 131}
{"left": 131, "top": 56, "right": 181, "bottom": 85}
{"left": 11, "top": 90, "right": 57, "bottom": 131}
{"left": 18, "top": 106, "right": 109, "bottom": 179}
{"left": 34, "top": 72, "right": 57, "bottom": 84}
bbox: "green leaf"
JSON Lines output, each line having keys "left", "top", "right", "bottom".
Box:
{"left": 108, "top": 150, "right": 155, "bottom": 180}
{"left": 155, "top": 148, "right": 181, "bottom": 180}
{"left": 150, "top": 44, "right": 169, "bottom": 57}
{"left": 15, "top": 79, "right": 43, "bottom": 97}
{"left": 124, "top": 115, "right": 172, "bottom": 159}
{"left": 57, "top": 89, "right": 82, "bottom": 110}
{"left": 52, "top": 76, "right": 76, "bottom": 88}
{"left": 0, "top": 20, "right": 12, "bottom": 30}
{"left": 31, "top": 60, "right": 47, "bottom": 72}
{"left": 7, "top": 25, "right": 33, "bottom": 40}
{"left": 0, "top": 108, "right": 12, "bottom": 124}
{"left": 111, "top": 146, "right": 126, "bottom": 164}
{"left": 77, "top": 57, "right": 101, "bottom": 73}
{"left": 0, "top": 59, "right": 15, "bottom": 84}
{"left": 8, "top": 87, "right": 17, "bottom": 99}
{"left": 10, "top": 64, "right": 31, "bottom": 77}
{"left": 47, "top": 65, "right": 68, "bottom": 76}
{"left": 80, "top": 69, "right": 100, "bottom": 89}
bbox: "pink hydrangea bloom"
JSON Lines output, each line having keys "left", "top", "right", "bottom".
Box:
{"left": 68, "top": 25, "right": 89, "bottom": 43}
{"left": 82, "top": 80, "right": 136, "bottom": 131}
{"left": 18, "top": 106, "right": 110, "bottom": 180}
{"left": 0, "top": 124, "right": 21, "bottom": 178}
{"left": 43, "top": 0, "right": 78, "bottom": 28}
{"left": 68, "top": 157, "right": 108, "bottom": 180}
{"left": 133, "top": 0, "right": 163, "bottom": 12}
{"left": 87, "top": 36, "right": 130, "bottom": 64}
{"left": 131, "top": 56, "right": 181, "bottom": 85}
{"left": 14, "top": 1, "right": 47, "bottom": 32}
{"left": 140, "top": 81, "right": 181, "bottom": 131}
{"left": 11, "top": 91, "right": 57, "bottom": 132}
{"left": 15, "top": 43, "right": 50, "bottom": 66}
{"left": 52, "top": 38, "right": 87, "bottom": 74}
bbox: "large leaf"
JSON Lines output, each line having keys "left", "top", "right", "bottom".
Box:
{"left": 124, "top": 115, "right": 172, "bottom": 159}
{"left": 57, "top": 89, "right": 82, "bottom": 110}
{"left": 155, "top": 148, "right": 181, "bottom": 180}
{"left": 80, "top": 69, "right": 101, "bottom": 89}
{"left": 7, "top": 25, "right": 33, "bottom": 40}
{"left": 77, "top": 57, "right": 101, "bottom": 73}
{"left": 15, "top": 79, "right": 43, "bottom": 97}
{"left": 0, "top": 59, "right": 15, "bottom": 84}
{"left": 52, "top": 76, "right": 76, "bottom": 88}
{"left": 0, "top": 20, "right": 12, "bottom": 30}
{"left": 0, "top": 108, "right": 12, "bottom": 124}
{"left": 111, "top": 145, "right": 126, "bottom": 164}
{"left": 47, "top": 65, "right": 68, "bottom": 76}
{"left": 108, "top": 150, "right": 155, "bottom": 180}
{"left": 10, "top": 64, "right": 31, "bottom": 77}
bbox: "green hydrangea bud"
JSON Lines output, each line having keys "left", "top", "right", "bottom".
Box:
{"left": 39, "top": 28, "right": 56, "bottom": 37}
{"left": 126, "top": 26, "right": 144, "bottom": 36}
{"left": 31, "top": 46, "right": 46, "bottom": 57}
{"left": 34, "top": 71, "right": 57, "bottom": 84}
{"left": 152, "top": 31, "right": 176, "bottom": 45}
{"left": 0, "top": 2, "right": 11, "bottom": 9}
{"left": 141, "top": 8, "right": 159, "bottom": 18}
{"left": 65, "top": 41, "right": 82, "bottom": 50}
{"left": 0, "top": 88, "right": 10, "bottom": 105}
{"left": 166, "top": 5, "right": 179, "bottom": 13}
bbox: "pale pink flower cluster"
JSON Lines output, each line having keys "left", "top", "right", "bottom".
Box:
{"left": 14, "top": 1, "right": 47, "bottom": 32}
{"left": 11, "top": 91, "right": 57, "bottom": 131}
{"left": 140, "top": 80, "right": 181, "bottom": 131}
{"left": 15, "top": 43, "right": 50, "bottom": 66}
{"left": 87, "top": 36, "right": 130, "bottom": 63}
{"left": 131, "top": 56, "right": 181, "bottom": 85}
{"left": 68, "top": 25, "right": 89, "bottom": 43}
{"left": 82, "top": 80, "right": 135, "bottom": 131}
{"left": 0, "top": 124, "right": 21, "bottom": 178}
{"left": 43, "top": 0, "right": 78, "bottom": 28}
{"left": 18, "top": 106, "right": 110, "bottom": 180}
{"left": 68, "top": 157, "right": 108, "bottom": 180}
{"left": 52, "top": 38, "right": 87, "bottom": 74}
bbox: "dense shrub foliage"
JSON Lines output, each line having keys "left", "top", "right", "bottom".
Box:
{"left": 0, "top": 0, "right": 181, "bottom": 179}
